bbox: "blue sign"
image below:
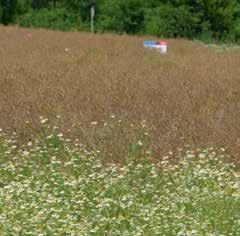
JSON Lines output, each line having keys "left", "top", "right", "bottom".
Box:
{"left": 144, "top": 41, "right": 157, "bottom": 48}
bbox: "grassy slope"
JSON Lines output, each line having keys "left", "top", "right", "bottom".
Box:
{"left": 0, "top": 26, "right": 239, "bottom": 235}
{"left": 0, "top": 26, "right": 239, "bottom": 164}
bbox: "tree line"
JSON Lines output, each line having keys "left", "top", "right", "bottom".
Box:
{"left": 1, "top": 0, "right": 240, "bottom": 42}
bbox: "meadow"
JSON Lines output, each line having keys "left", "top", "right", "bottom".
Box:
{"left": 0, "top": 26, "right": 240, "bottom": 163}
{"left": 0, "top": 26, "right": 239, "bottom": 235}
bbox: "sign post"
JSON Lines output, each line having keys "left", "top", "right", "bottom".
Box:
{"left": 91, "top": 5, "right": 95, "bottom": 33}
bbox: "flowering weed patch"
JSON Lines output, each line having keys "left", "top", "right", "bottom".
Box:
{"left": 0, "top": 127, "right": 239, "bottom": 235}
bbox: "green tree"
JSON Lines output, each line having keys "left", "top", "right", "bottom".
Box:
{"left": 1, "top": 0, "right": 239, "bottom": 41}
{"left": 186, "top": 0, "right": 237, "bottom": 39}
{"left": 16, "top": 0, "right": 31, "bottom": 15}
{"left": 0, "top": 3, "right": 2, "bottom": 23}
{"left": 0, "top": 0, "right": 17, "bottom": 24}
{"left": 31, "top": 0, "right": 49, "bottom": 9}
{"left": 97, "top": 0, "right": 144, "bottom": 34}
{"left": 144, "top": 4, "right": 198, "bottom": 38}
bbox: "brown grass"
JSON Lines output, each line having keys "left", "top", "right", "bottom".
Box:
{"left": 0, "top": 26, "right": 239, "bottom": 164}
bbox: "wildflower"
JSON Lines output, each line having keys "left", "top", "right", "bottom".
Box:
{"left": 47, "top": 135, "right": 53, "bottom": 139}
{"left": 137, "top": 140, "right": 143, "bottom": 146}
{"left": 40, "top": 117, "right": 48, "bottom": 124}
{"left": 198, "top": 153, "right": 206, "bottom": 158}
{"left": 141, "top": 120, "right": 146, "bottom": 128}
{"left": 27, "top": 142, "right": 32, "bottom": 147}
{"left": 90, "top": 121, "right": 98, "bottom": 125}
{"left": 23, "top": 151, "right": 29, "bottom": 156}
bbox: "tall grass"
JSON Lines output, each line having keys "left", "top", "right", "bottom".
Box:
{"left": 0, "top": 119, "right": 239, "bottom": 235}
{"left": 0, "top": 26, "right": 239, "bottom": 164}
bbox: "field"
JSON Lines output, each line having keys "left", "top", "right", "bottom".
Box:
{"left": 0, "top": 26, "right": 240, "bottom": 163}
{"left": 0, "top": 26, "right": 240, "bottom": 235}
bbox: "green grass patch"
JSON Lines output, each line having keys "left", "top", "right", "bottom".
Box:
{"left": 195, "top": 40, "right": 240, "bottom": 53}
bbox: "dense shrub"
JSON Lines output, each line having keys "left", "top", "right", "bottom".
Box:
{"left": 144, "top": 4, "right": 198, "bottom": 38}
{"left": 96, "top": 0, "right": 145, "bottom": 34}
{"left": 0, "top": 0, "right": 17, "bottom": 24}
{"left": 31, "top": 0, "right": 48, "bottom": 9}
{"left": 18, "top": 8, "right": 85, "bottom": 31}
{"left": 187, "top": 0, "right": 237, "bottom": 40}
{"left": 2, "top": 0, "right": 240, "bottom": 43}
{"left": 16, "top": 0, "right": 32, "bottom": 15}
{"left": 0, "top": 3, "right": 2, "bottom": 22}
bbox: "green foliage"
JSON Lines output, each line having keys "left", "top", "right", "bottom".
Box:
{"left": 187, "top": 0, "right": 237, "bottom": 39}
{"left": 63, "top": 0, "right": 97, "bottom": 17}
{"left": 18, "top": 8, "right": 84, "bottom": 31}
{"left": 31, "top": 0, "right": 49, "bottom": 9}
{"left": 0, "top": 0, "right": 18, "bottom": 24}
{"left": 16, "top": 0, "right": 31, "bottom": 15}
{"left": 144, "top": 4, "right": 198, "bottom": 38}
{"left": 97, "top": 0, "right": 145, "bottom": 34}
{"left": 1, "top": 0, "right": 240, "bottom": 42}
{"left": 0, "top": 4, "right": 2, "bottom": 21}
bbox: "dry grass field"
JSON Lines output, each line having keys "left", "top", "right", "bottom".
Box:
{"left": 0, "top": 26, "right": 239, "bottom": 164}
